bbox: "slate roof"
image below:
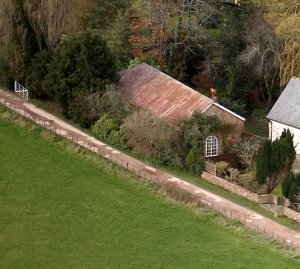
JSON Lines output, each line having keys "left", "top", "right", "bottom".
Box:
{"left": 118, "top": 63, "right": 214, "bottom": 123}
{"left": 267, "top": 77, "right": 300, "bottom": 129}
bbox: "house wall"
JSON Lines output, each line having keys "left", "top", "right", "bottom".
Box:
{"left": 269, "top": 120, "right": 300, "bottom": 154}
{"left": 204, "top": 104, "right": 244, "bottom": 154}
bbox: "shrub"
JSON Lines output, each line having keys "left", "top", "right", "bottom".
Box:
{"left": 225, "top": 168, "right": 240, "bottom": 182}
{"left": 185, "top": 149, "right": 205, "bottom": 174}
{"left": 98, "top": 85, "right": 132, "bottom": 121}
{"left": 216, "top": 161, "right": 230, "bottom": 177}
{"left": 122, "top": 110, "right": 181, "bottom": 166}
{"left": 92, "top": 113, "right": 127, "bottom": 149}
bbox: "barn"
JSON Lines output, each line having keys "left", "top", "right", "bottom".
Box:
{"left": 118, "top": 63, "right": 245, "bottom": 157}
{"left": 267, "top": 77, "right": 300, "bottom": 154}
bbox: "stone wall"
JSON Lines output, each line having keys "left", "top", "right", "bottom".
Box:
{"left": 202, "top": 171, "right": 300, "bottom": 223}
{"left": 202, "top": 172, "right": 258, "bottom": 202}
{"left": 205, "top": 162, "right": 217, "bottom": 175}
{"left": 257, "top": 195, "right": 274, "bottom": 204}
{"left": 283, "top": 207, "right": 300, "bottom": 223}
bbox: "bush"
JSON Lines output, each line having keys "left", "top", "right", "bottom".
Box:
{"left": 185, "top": 149, "right": 205, "bottom": 174}
{"left": 216, "top": 161, "right": 230, "bottom": 177}
{"left": 225, "top": 168, "right": 240, "bottom": 182}
{"left": 122, "top": 110, "right": 181, "bottom": 166}
{"left": 98, "top": 85, "right": 132, "bottom": 121}
{"left": 92, "top": 113, "right": 127, "bottom": 149}
{"left": 239, "top": 171, "right": 266, "bottom": 193}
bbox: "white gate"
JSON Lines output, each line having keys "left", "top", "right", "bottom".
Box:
{"left": 14, "top": 81, "right": 29, "bottom": 101}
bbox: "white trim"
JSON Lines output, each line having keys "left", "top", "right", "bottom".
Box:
{"left": 205, "top": 136, "right": 218, "bottom": 157}
{"left": 212, "top": 102, "right": 245, "bottom": 121}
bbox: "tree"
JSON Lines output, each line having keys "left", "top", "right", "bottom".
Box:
{"left": 0, "top": 0, "right": 42, "bottom": 82}
{"left": 105, "top": 11, "right": 132, "bottom": 68}
{"left": 25, "top": 50, "right": 52, "bottom": 98}
{"left": 24, "top": 0, "right": 73, "bottom": 49}
{"left": 256, "top": 129, "right": 296, "bottom": 193}
{"left": 0, "top": 0, "right": 73, "bottom": 84}
{"left": 239, "top": 9, "right": 280, "bottom": 108}
{"left": 250, "top": 0, "right": 300, "bottom": 86}
{"left": 282, "top": 172, "right": 300, "bottom": 210}
{"left": 234, "top": 137, "right": 261, "bottom": 168}
{"left": 43, "top": 31, "right": 118, "bottom": 126}
{"left": 89, "top": 0, "right": 131, "bottom": 28}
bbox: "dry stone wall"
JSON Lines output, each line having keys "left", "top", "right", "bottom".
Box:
{"left": 202, "top": 172, "right": 258, "bottom": 202}
{"left": 283, "top": 208, "right": 300, "bottom": 224}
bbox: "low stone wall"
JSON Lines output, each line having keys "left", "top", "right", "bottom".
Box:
{"left": 205, "top": 162, "right": 216, "bottom": 175}
{"left": 257, "top": 194, "right": 274, "bottom": 204}
{"left": 202, "top": 172, "right": 258, "bottom": 202}
{"left": 283, "top": 207, "right": 300, "bottom": 224}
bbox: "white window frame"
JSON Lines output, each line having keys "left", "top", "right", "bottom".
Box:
{"left": 205, "top": 136, "right": 218, "bottom": 157}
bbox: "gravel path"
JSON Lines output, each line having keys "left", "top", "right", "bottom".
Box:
{"left": 1, "top": 89, "right": 300, "bottom": 249}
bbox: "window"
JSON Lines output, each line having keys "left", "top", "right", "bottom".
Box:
{"left": 206, "top": 136, "right": 218, "bottom": 157}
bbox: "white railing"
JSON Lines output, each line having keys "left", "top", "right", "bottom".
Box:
{"left": 14, "top": 81, "right": 28, "bottom": 101}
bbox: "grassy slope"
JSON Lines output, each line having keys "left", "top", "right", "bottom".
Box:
{"left": 0, "top": 116, "right": 299, "bottom": 268}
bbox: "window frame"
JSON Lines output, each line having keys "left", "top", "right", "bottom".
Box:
{"left": 205, "top": 136, "right": 218, "bottom": 157}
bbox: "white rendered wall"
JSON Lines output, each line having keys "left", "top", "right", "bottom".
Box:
{"left": 269, "top": 120, "right": 300, "bottom": 154}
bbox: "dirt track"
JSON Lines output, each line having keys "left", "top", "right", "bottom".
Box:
{"left": 1, "top": 89, "right": 300, "bottom": 250}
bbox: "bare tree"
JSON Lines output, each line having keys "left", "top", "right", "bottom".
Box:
{"left": 234, "top": 137, "right": 261, "bottom": 168}
{"left": 250, "top": 0, "right": 300, "bottom": 86}
{"left": 24, "top": 0, "right": 73, "bottom": 49}
{"left": 239, "top": 9, "right": 280, "bottom": 108}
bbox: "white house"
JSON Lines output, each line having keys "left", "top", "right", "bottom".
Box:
{"left": 267, "top": 77, "right": 300, "bottom": 154}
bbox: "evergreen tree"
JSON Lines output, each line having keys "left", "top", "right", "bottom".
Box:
{"left": 106, "top": 11, "right": 132, "bottom": 68}
{"left": 282, "top": 172, "right": 293, "bottom": 198}
{"left": 43, "top": 31, "right": 118, "bottom": 126}
{"left": 256, "top": 129, "right": 296, "bottom": 192}
{"left": 256, "top": 140, "right": 271, "bottom": 185}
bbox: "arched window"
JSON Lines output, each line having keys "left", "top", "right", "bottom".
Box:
{"left": 206, "top": 136, "right": 218, "bottom": 157}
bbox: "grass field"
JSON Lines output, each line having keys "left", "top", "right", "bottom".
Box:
{"left": 31, "top": 96, "right": 295, "bottom": 231}
{"left": 0, "top": 114, "right": 300, "bottom": 268}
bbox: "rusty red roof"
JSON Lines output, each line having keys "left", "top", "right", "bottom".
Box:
{"left": 119, "top": 63, "right": 214, "bottom": 123}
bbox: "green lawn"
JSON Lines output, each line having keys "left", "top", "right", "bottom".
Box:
{"left": 0, "top": 116, "right": 300, "bottom": 268}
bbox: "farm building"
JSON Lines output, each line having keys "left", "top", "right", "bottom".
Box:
{"left": 267, "top": 77, "right": 300, "bottom": 154}
{"left": 118, "top": 63, "right": 245, "bottom": 157}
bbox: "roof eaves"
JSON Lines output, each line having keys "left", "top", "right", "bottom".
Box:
{"left": 212, "top": 102, "right": 245, "bottom": 121}
{"left": 269, "top": 119, "right": 300, "bottom": 130}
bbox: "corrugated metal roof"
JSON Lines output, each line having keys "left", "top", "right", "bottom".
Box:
{"left": 119, "top": 63, "right": 213, "bottom": 123}
{"left": 267, "top": 77, "right": 300, "bottom": 129}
